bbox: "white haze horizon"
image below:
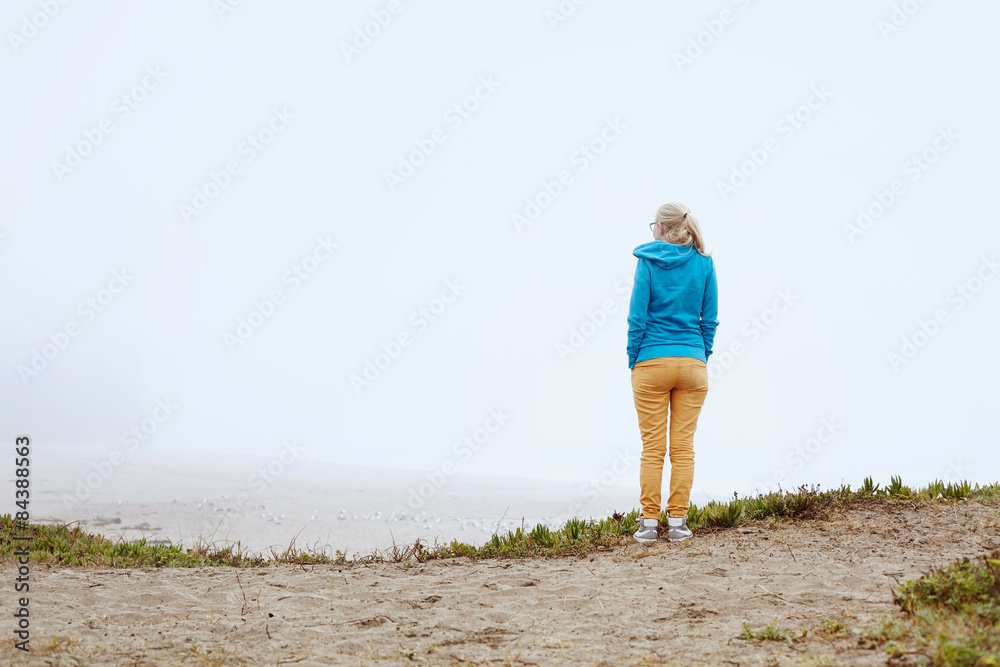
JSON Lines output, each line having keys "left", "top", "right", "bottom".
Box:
{"left": 3, "top": 0, "right": 1000, "bottom": 521}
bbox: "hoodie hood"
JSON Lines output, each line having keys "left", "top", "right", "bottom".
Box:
{"left": 633, "top": 241, "right": 700, "bottom": 270}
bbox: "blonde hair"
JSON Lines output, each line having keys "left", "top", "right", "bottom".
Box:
{"left": 654, "top": 202, "right": 710, "bottom": 256}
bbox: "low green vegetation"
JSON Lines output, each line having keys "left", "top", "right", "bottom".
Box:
{"left": 890, "top": 550, "right": 1000, "bottom": 665}
{"left": 858, "top": 474, "right": 977, "bottom": 502}
{"left": 738, "top": 617, "right": 807, "bottom": 647}
{"left": 817, "top": 616, "right": 850, "bottom": 638}
{"left": 0, "top": 518, "right": 281, "bottom": 568}
{"left": 764, "top": 554, "right": 1000, "bottom": 665}
{"left": 1, "top": 477, "right": 998, "bottom": 569}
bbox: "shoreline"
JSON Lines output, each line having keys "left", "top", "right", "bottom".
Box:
{"left": 27, "top": 446, "right": 663, "bottom": 556}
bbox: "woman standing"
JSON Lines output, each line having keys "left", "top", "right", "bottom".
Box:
{"left": 628, "top": 203, "right": 718, "bottom": 543}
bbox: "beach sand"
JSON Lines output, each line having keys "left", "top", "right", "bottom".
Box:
{"left": 7, "top": 500, "right": 999, "bottom": 665}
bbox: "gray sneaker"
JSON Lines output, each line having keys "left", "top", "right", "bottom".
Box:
{"left": 667, "top": 516, "right": 693, "bottom": 542}
{"left": 633, "top": 517, "right": 660, "bottom": 543}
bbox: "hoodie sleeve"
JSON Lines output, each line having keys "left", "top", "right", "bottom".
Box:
{"left": 627, "top": 258, "right": 651, "bottom": 368}
{"left": 700, "top": 258, "right": 719, "bottom": 360}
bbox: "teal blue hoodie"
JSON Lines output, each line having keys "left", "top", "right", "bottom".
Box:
{"left": 627, "top": 241, "right": 718, "bottom": 369}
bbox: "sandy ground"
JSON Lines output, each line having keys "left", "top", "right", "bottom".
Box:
{"left": 5, "top": 501, "right": 1000, "bottom": 666}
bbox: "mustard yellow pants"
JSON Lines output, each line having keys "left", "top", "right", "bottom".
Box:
{"left": 630, "top": 356, "right": 709, "bottom": 519}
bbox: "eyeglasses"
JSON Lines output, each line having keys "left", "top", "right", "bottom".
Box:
{"left": 649, "top": 222, "right": 659, "bottom": 231}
